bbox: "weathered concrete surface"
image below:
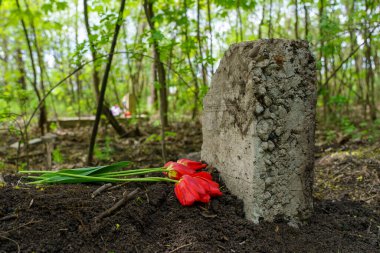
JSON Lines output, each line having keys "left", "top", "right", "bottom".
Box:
{"left": 202, "top": 39, "right": 317, "bottom": 223}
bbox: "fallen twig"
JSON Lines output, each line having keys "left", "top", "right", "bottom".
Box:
{"left": 94, "top": 187, "right": 140, "bottom": 222}
{"left": 200, "top": 212, "right": 217, "bottom": 218}
{"left": 0, "top": 214, "right": 18, "bottom": 221}
{"left": 91, "top": 183, "right": 113, "bottom": 198}
{"left": 217, "top": 244, "right": 226, "bottom": 250}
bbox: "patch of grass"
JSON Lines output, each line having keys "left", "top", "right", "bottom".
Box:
{"left": 144, "top": 131, "right": 177, "bottom": 143}
{"left": 52, "top": 147, "right": 64, "bottom": 164}
{"left": 95, "top": 136, "right": 113, "bottom": 161}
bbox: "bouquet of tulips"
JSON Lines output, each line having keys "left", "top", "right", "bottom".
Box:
{"left": 20, "top": 159, "right": 222, "bottom": 206}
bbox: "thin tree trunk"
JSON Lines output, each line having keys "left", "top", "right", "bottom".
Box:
{"left": 16, "top": 48, "right": 27, "bottom": 90}
{"left": 318, "top": 0, "right": 329, "bottom": 121}
{"left": 258, "top": 0, "right": 266, "bottom": 38}
{"left": 268, "top": 0, "right": 273, "bottom": 38}
{"left": 197, "top": 0, "right": 207, "bottom": 86}
{"left": 143, "top": 0, "right": 168, "bottom": 127}
{"left": 150, "top": 47, "right": 158, "bottom": 110}
{"left": 206, "top": 0, "right": 214, "bottom": 74}
{"left": 16, "top": 0, "right": 46, "bottom": 136}
{"left": 364, "top": 0, "right": 376, "bottom": 120}
{"left": 236, "top": 0, "right": 243, "bottom": 41}
{"left": 83, "top": 0, "right": 127, "bottom": 136}
{"left": 303, "top": 1, "right": 309, "bottom": 39}
{"left": 275, "top": 1, "right": 282, "bottom": 37}
{"left": 87, "top": 0, "right": 127, "bottom": 164}
{"left": 1, "top": 38, "right": 8, "bottom": 85}
{"left": 75, "top": 0, "right": 82, "bottom": 119}
{"left": 143, "top": 0, "right": 168, "bottom": 162}
{"left": 295, "top": 0, "right": 299, "bottom": 39}
{"left": 15, "top": 48, "right": 30, "bottom": 159}
{"left": 28, "top": 15, "right": 49, "bottom": 134}
{"left": 348, "top": 0, "right": 365, "bottom": 117}
{"left": 184, "top": 0, "right": 200, "bottom": 119}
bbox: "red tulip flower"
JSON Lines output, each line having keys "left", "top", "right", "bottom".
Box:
{"left": 164, "top": 161, "right": 196, "bottom": 180}
{"left": 174, "top": 175, "right": 211, "bottom": 206}
{"left": 177, "top": 159, "right": 207, "bottom": 170}
{"left": 174, "top": 173, "right": 222, "bottom": 206}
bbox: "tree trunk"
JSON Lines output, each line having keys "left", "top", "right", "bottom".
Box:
{"left": 150, "top": 48, "right": 158, "bottom": 111}
{"left": 318, "top": 0, "right": 329, "bottom": 121}
{"left": 268, "top": 0, "right": 273, "bottom": 38}
{"left": 197, "top": 0, "right": 208, "bottom": 86}
{"left": 75, "top": 0, "right": 82, "bottom": 119}
{"left": 303, "top": 1, "right": 309, "bottom": 39}
{"left": 16, "top": 48, "right": 27, "bottom": 90}
{"left": 87, "top": 0, "right": 127, "bottom": 164}
{"left": 364, "top": 0, "right": 376, "bottom": 121}
{"left": 183, "top": 0, "right": 200, "bottom": 119}
{"left": 83, "top": 0, "right": 127, "bottom": 136}
{"left": 16, "top": 0, "right": 47, "bottom": 136}
{"left": 206, "top": 0, "right": 214, "bottom": 74}
{"left": 143, "top": 0, "right": 168, "bottom": 162}
{"left": 295, "top": 0, "right": 299, "bottom": 39}
{"left": 143, "top": 0, "right": 168, "bottom": 127}
{"left": 258, "top": 0, "right": 266, "bottom": 38}
{"left": 29, "top": 16, "right": 49, "bottom": 135}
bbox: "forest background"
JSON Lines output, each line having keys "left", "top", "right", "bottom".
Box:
{"left": 0, "top": 0, "right": 379, "bottom": 163}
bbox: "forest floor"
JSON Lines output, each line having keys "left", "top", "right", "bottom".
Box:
{"left": 0, "top": 122, "right": 379, "bottom": 252}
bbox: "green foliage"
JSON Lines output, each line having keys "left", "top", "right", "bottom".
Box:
{"left": 144, "top": 131, "right": 177, "bottom": 143}
{"left": 328, "top": 95, "right": 349, "bottom": 107}
{"left": 340, "top": 117, "right": 357, "bottom": 136}
{"left": 41, "top": 1, "right": 68, "bottom": 13}
{"left": 94, "top": 136, "right": 113, "bottom": 161}
{"left": 52, "top": 148, "right": 64, "bottom": 164}
{"left": 324, "top": 117, "right": 380, "bottom": 144}
{"left": 49, "top": 123, "right": 58, "bottom": 132}
{"left": 0, "top": 161, "right": 5, "bottom": 172}
{"left": 18, "top": 162, "right": 27, "bottom": 172}
{"left": 0, "top": 0, "right": 378, "bottom": 131}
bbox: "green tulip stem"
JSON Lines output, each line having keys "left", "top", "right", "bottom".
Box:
{"left": 28, "top": 172, "right": 178, "bottom": 184}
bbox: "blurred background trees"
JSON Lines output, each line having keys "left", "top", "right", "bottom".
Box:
{"left": 0, "top": 0, "right": 379, "bottom": 140}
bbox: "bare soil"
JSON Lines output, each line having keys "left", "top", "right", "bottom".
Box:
{"left": 0, "top": 123, "right": 379, "bottom": 252}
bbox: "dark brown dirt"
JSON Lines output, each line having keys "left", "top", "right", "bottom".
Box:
{"left": 0, "top": 174, "right": 379, "bottom": 253}
{"left": 1, "top": 123, "right": 380, "bottom": 252}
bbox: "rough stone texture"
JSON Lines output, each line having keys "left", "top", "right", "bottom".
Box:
{"left": 201, "top": 39, "right": 317, "bottom": 223}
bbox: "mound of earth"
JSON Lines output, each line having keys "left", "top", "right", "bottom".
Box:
{"left": 1, "top": 174, "right": 379, "bottom": 253}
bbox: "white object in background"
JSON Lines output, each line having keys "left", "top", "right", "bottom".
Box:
{"left": 110, "top": 105, "right": 122, "bottom": 116}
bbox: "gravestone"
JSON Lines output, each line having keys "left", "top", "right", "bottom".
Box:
{"left": 202, "top": 39, "right": 317, "bottom": 224}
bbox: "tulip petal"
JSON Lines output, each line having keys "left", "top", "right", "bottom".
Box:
{"left": 177, "top": 159, "right": 207, "bottom": 170}
{"left": 175, "top": 181, "right": 196, "bottom": 206}
{"left": 174, "top": 175, "right": 212, "bottom": 206}
{"left": 194, "top": 175, "right": 223, "bottom": 197}
{"left": 184, "top": 175, "right": 207, "bottom": 194}
{"left": 164, "top": 162, "right": 195, "bottom": 180}
{"left": 193, "top": 171, "right": 213, "bottom": 180}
